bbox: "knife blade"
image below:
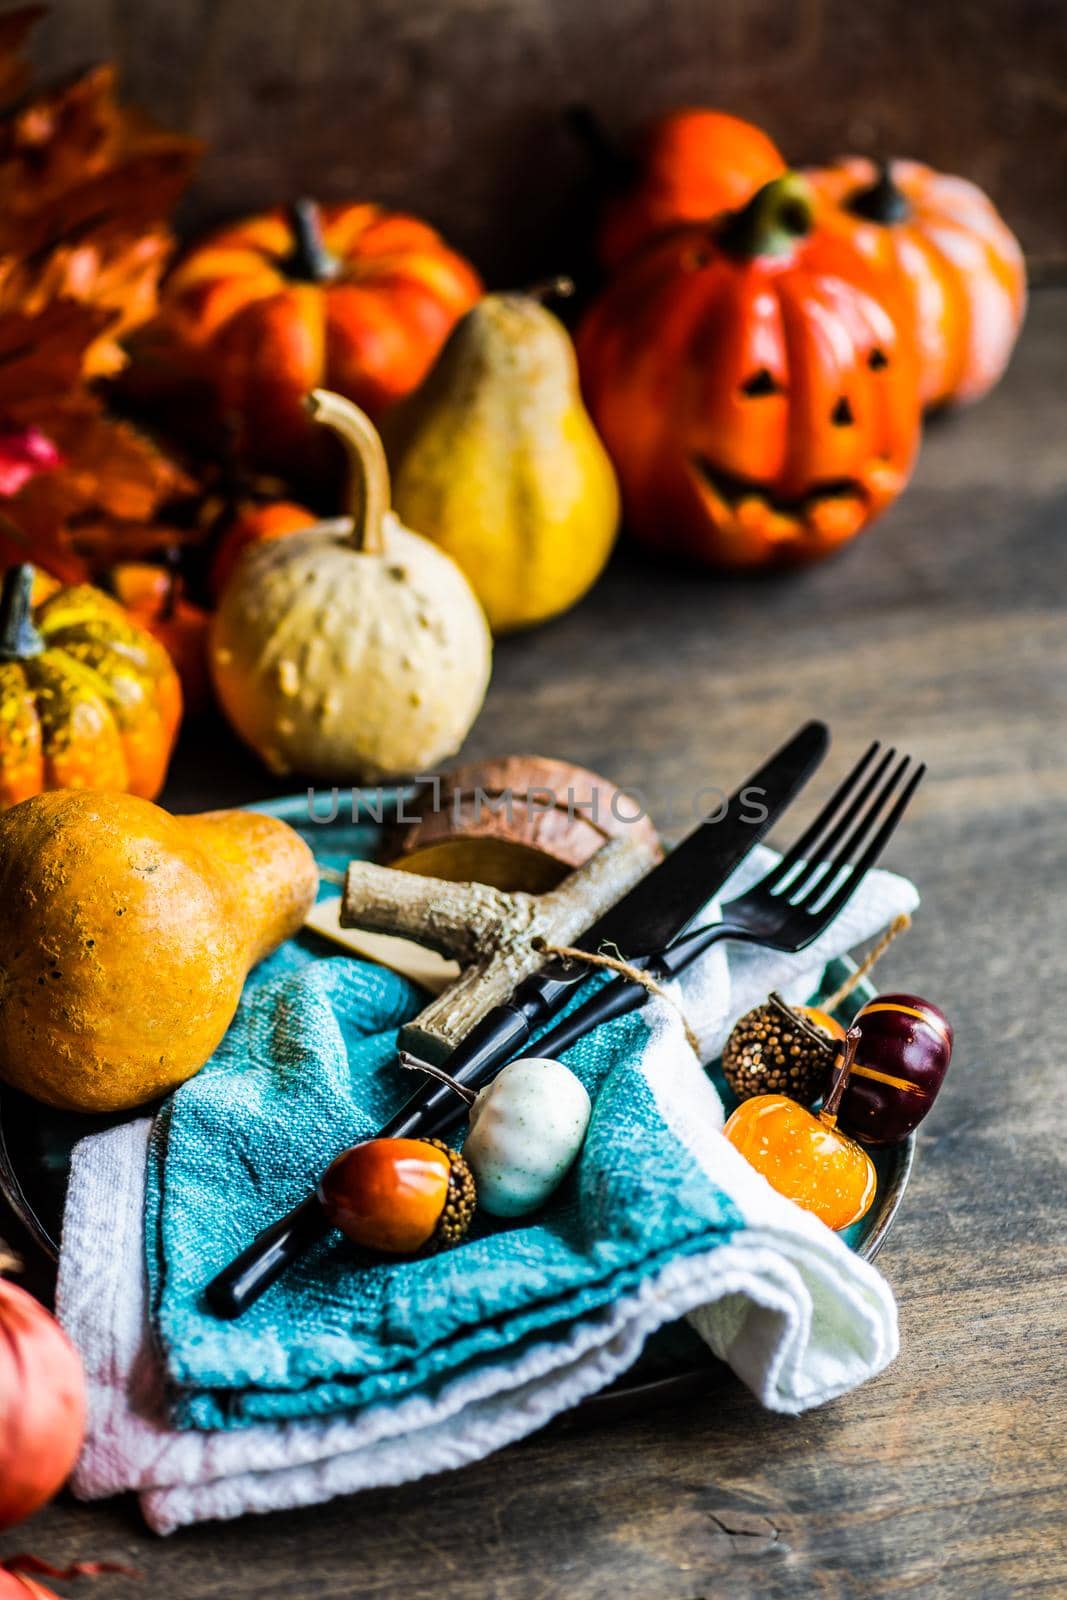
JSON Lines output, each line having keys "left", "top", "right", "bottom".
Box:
{"left": 548, "top": 717, "right": 831, "bottom": 970}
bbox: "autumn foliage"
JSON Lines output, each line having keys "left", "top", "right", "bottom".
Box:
{"left": 0, "top": 6, "right": 198, "bottom": 582}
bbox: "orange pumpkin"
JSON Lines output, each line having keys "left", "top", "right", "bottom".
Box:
{"left": 598, "top": 108, "right": 786, "bottom": 270}
{"left": 161, "top": 199, "right": 482, "bottom": 471}
{"left": 0, "top": 563, "right": 181, "bottom": 807}
{"left": 109, "top": 561, "right": 212, "bottom": 714}
{"left": 209, "top": 498, "right": 316, "bottom": 601}
{"left": 806, "top": 158, "right": 1026, "bottom": 409}
{"left": 578, "top": 173, "right": 922, "bottom": 569}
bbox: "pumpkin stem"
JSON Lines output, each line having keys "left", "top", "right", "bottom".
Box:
{"left": 306, "top": 389, "right": 390, "bottom": 555}
{"left": 0, "top": 564, "right": 44, "bottom": 661}
{"left": 820, "top": 1025, "right": 862, "bottom": 1128}
{"left": 521, "top": 275, "right": 575, "bottom": 305}
{"left": 718, "top": 171, "right": 814, "bottom": 260}
{"left": 847, "top": 161, "right": 911, "bottom": 225}
{"left": 286, "top": 199, "right": 340, "bottom": 283}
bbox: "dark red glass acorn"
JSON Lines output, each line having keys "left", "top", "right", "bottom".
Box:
{"left": 838, "top": 992, "right": 953, "bottom": 1145}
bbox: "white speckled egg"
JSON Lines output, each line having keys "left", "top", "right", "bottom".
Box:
{"left": 464, "top": 1057, "right": 591, "bottom": 1218}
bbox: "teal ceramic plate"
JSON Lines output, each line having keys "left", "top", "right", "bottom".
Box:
{"left": 0, "top": 789, "right": 913, "bottom": 1418}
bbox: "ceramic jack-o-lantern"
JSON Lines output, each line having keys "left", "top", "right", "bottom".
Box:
{"left": 578, "top": 172, "right": 922, "bottom": 569}
{"left": 806, "top": 158, "right": 1025, "bottom": 409}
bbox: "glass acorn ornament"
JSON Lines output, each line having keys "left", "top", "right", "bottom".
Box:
{"left": 397, "top": 1050, "right": 591, "bottom": 1218}
{"left": 318, "top": 1137, "right": 476, "bottom": 1254}
{"left": 463, "top": 1056, "right": 591, "bottom": 1217}
{"left": 721, "top": 991, "right": 844, "bottom": 1104}
{"left": 838, "top": 992, "right": 953, "bottom": 1144}
{"left": 724, "top": 1026, "right": 877, "bottom": 1229}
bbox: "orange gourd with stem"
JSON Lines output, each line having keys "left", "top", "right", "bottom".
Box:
{"left": 109, "top": 558, "right": 212, "bottom": 713}
{"left": 161, "top": 200, "right": 482, "bottom": 472}
{"left": 209, "top": 498, "right": 316, "bottom": 601}
{"left": 578, "top": 172, "right": 921, "bottom": 569}
{"left": 598, "top": 107, "right": 786, "bottom": 269}
{"left": 806, "top": 157, "right": 1025, "bottom": 409}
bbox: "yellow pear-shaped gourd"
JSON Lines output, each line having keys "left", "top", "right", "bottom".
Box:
{"left": 385, "top": 288, "right": 620, "bottom": 634}
{"left": 211, "top": 391, "right": 492, "bottom": 780}
{"left": 0, "top": 791, "right": 318, "bottom": 1112}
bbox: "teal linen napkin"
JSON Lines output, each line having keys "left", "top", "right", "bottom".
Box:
{"left": 146, "top": 820, "right": 747, "bottom": 1430}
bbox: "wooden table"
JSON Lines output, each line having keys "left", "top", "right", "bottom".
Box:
{"left": 3, "top": 289, "right": 1065, "bottom": 1600}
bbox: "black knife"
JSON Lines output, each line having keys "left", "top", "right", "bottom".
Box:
{"left": 206, "top": 720, "right": 828, "bottom": 1317}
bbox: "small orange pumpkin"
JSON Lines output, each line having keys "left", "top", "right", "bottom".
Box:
{"left": 806, "top": 158, "right": 1026, "bottom": 409}
{"left": 161, "top": 199, "right": 482, "bottom": 471}
{"left": 598, "top": 108, "right": 786, "bottom": 270}
{"left": 0, "top": 563, "right": 181, "bottom": 808}
{"left": 578, "top": 173, "right": 922, "bottom": 569}
{"left": 208, "top": 498, "right": 316, "bottom": 601}
{"left": 109, "top": 561, "right": 212, "bottom": 714}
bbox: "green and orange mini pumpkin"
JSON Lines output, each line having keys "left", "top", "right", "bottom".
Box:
{"left": 0, "top": 563, "right": 182, "bottom": 808}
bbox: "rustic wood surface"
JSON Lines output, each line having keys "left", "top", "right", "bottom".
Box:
{"left": 3, "top": 289, "right": 1065, "bottom": 1597}
{"left": 27, "top": 0, "right": 1067, "bottom": 279}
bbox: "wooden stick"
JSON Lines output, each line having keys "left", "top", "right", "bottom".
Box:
{"left": 341, "top": 833, "right": 659, "bottom": 1060}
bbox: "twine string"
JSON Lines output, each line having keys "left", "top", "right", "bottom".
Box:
{"left": 819, "top": 913, "right": 912, "bottom": 1014}
{"left": 533, "top": 938, "right": 702, "bottom": 1058}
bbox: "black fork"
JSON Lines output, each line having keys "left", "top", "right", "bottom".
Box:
{"left": 524, "top": 743, "right": 925, "bottom": 1062}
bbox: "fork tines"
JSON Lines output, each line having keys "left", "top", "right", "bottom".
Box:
{"left": 772, "top": 742, "right": 925, "bottom": 916}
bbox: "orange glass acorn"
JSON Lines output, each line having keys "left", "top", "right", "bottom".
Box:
{"left": 318, "top": 1137, "right": 476, "bottom": 1255}
{"left": 724, "top": 1026, "right": 877, "bottom": 1230}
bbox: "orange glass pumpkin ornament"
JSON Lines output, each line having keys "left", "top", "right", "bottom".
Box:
{"left": 806, "top": 158, "right": 1026, "bottom": 409}
{"left": 0, "top": 564, "right": 182, "bottom": 809}
{"left": 598, "top": 108, "right": 786, "bottom": 270}
{"left": 724, "top": 1026, "right": 877, "bottom": 1230}
{"left": 319, "top": 1137, "right": 476, "bottom": 1255}
{"left": 578, "top": 173, "right": 922, "bottom": 569}
{"left": 161, "top": 199, "right": 482, "bottom": 472}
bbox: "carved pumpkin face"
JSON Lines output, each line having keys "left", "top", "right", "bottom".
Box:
{"left": 806, "top": 158, "right": 1026, "bottom": 409}
{"left": 578, "top": 175, "right": 922, "bottom": 568}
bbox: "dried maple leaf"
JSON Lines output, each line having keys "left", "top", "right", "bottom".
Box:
{"left": 0, "top": 62, "right": 201, "bottom": 256}
{"left": 0, "top": 11, "right": 201, "bottom": 582}
{"left": 14, "top": 392, "right": 191, "bottom": 522}
{"left": 0, "top": 298, "right": 114, "bottom": 406}
{"left": 0, "top": 304, "right": 193, "bottom": 580}
{"left": 0, "top": 221, "right": 174, "bottom": 374}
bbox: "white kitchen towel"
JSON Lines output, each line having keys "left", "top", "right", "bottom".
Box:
{"left": 58, "top": 850, "right": 918, "bottom": 1533}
